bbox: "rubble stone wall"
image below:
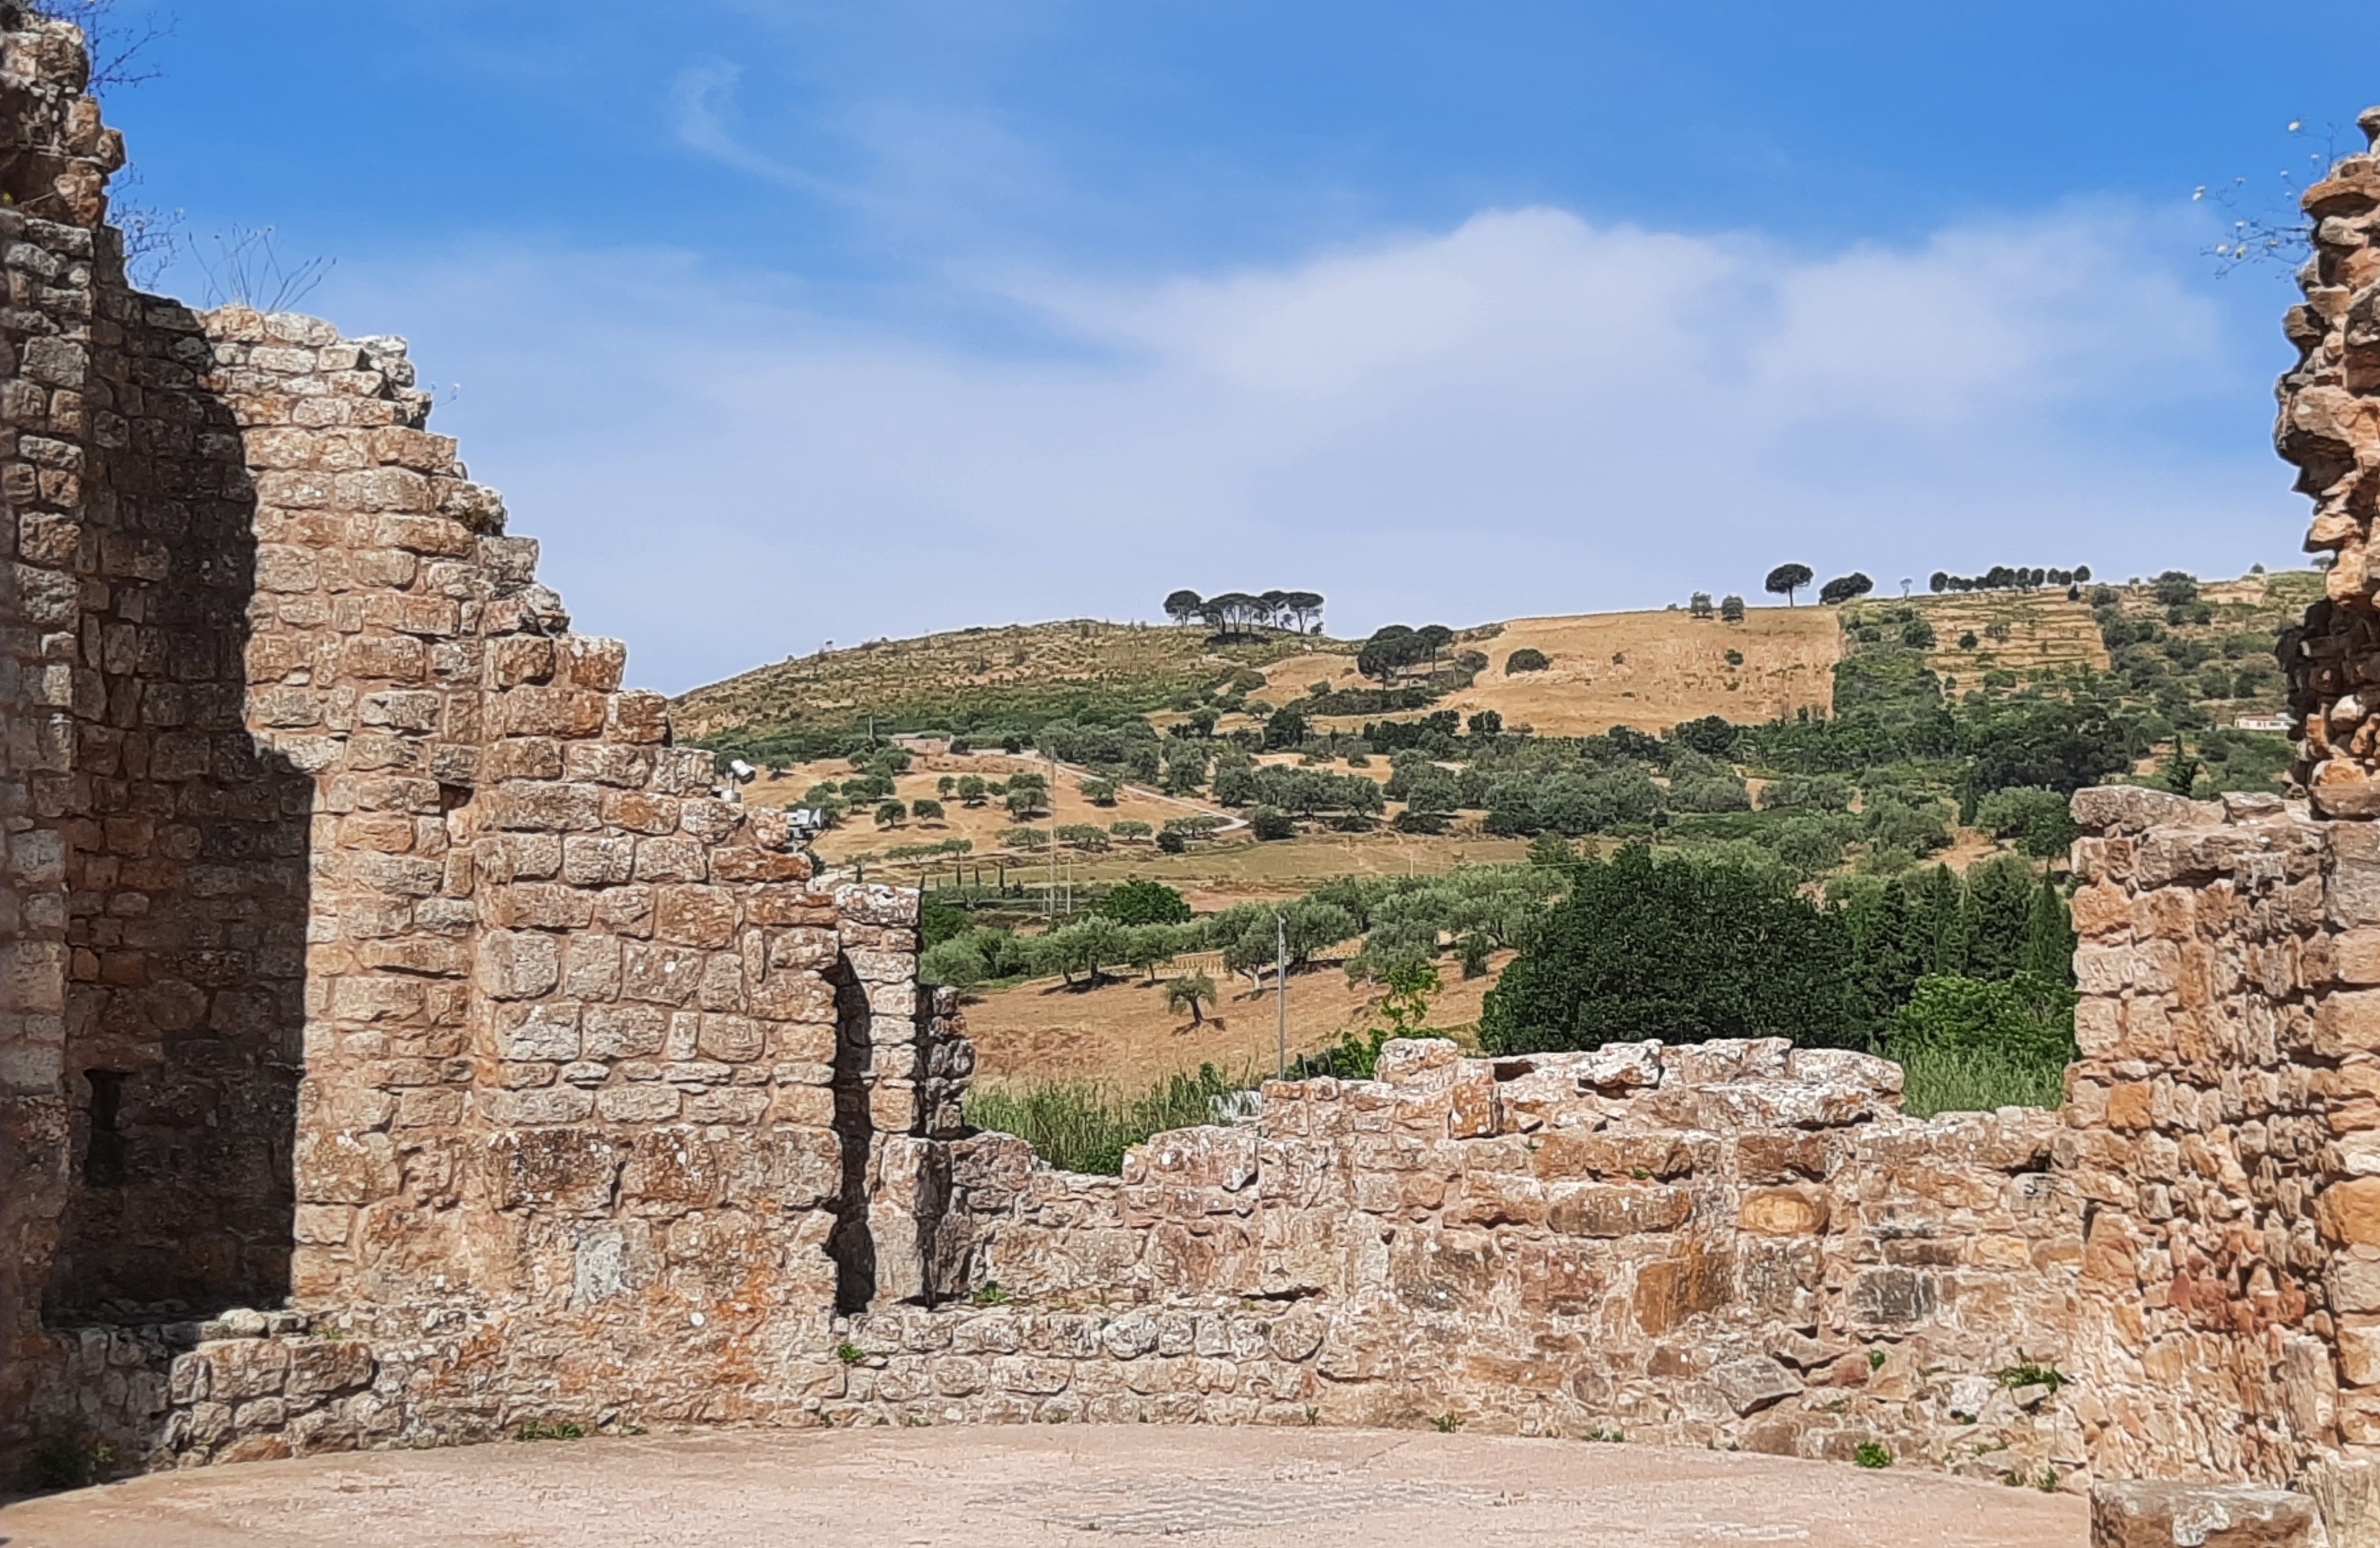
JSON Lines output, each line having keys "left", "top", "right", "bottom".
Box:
{"left": 2064, "top": 786, "right": 2362, "bottom": 1486}
{"left": 124, "top": 1035, "right": 2086, "bottom": 1481}
{"left": 2278, "top": 107, "right": 2380, "bottom": 806}
{"left": 0, "top": 12, "right": 942, "bottom": 1477}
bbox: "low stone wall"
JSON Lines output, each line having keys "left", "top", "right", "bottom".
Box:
{"left": 130, "top": 1036, "right": 2088, "bottom": 1484}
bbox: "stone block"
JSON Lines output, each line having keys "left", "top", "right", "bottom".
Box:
{"left": 596, "top": 1084, "right": 681, "bottom": 1123}
{"left": 477, "top": 929, "right": 561, "bottom": 1000}
{"left": 2089, "top": 1482, "right": 2321, "bottom": 1548}
{"left": 480, "top": 1086, "right": 597, "bottom": 1125}
{"left": 1375, "top": 1037, "right": 1462, "bottom": 1089}
{"left": 1709, "top": 1357, "right": 1802, "bottom": 1416}
{"left": 2324, "top": 1179, "right": 2380, "bottom": 1247}
{"left": 1738, "top": 1186, "right": 1828, "bottom": 1235}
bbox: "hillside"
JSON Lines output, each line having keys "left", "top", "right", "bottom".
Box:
{"left": 673, "top": 618, "right": 1318, "bottom": 764}
{"left": 676, "top": 572, "right": 2314, "bottom": 763}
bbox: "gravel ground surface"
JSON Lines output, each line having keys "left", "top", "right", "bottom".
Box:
{"left": 0, "top": 1427, "right": 2086, "bottom": 1547}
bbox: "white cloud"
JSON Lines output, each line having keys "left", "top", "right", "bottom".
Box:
{"left": 668, "top": 59, "right": 848, "bottom": 199}
{"left": 314, "top": 202, "right": 2295, "bottom": 694}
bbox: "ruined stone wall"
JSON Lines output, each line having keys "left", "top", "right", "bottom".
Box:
{"left": 124, "top": 1036, "right": 2092, "bottom": 1482}
{"left": 0, "top": 11, "right": 310, "bottom": 1461}
{"left": 2063, "top": 786, "right": 2349, "bottom": 1485}
{"left": 2279, "top": 107, "right": 2380, "bottom": 805}
{"left": 0, "top": 11, "right": 948, "bottom": 1477}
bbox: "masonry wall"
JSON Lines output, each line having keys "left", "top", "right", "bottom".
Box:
{"left": 2062, "top": 786, "right": 2367, "bottom": 1485}
{"left": 0, "top": 12, "right": 946, "bottom": 1477}
{"left": 113, "top": 1036, "right": 2088, "bottom": 1483}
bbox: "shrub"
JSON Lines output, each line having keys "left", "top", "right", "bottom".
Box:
{"left": 910, "top": 797, "right": 945, "bottom": 821}
{"left": 1758, "top": 775, "right": 1853, "bottom": 812}
{"left": 1864, "top": 797, "right": 1951, "bottom": 857}
{"left": 1719, "top": 594, "right": 1746, "bottom": 622}
{"left": 1250, "top": 806, "right": 1296, "bottom": 840}
{"left": 1957, "top": 630, "right": 1979, "bottom": 649}
{"left": 1156, "top": 829, "right": 1187, "bottom": 854}
{"left": 920, "top": 937, "right": 988, "bottom": 989}
{"left": 1668, "top": 775, "right": 1751, "bottom": 814}
{"left": 1887, "top": 971, "right": 2077, "bottom": 1066}
{"left": 1506, "top": 648, "right": 1551, "bottom": 674}
{"left": 1480, "top": 845, "right": 1865, "bottom": 1055}
{"left": 1096, "top": 877, "right": 1193, "bottom": 926}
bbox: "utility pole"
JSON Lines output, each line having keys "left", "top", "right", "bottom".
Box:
{"left": 1274, "top": 913, "right": 1287, "bottom": 1079}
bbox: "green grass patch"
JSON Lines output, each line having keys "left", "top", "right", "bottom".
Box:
{"left": 1898, "top": 1044, "right": 2065, "bottom": 1118}
{"left": 965, "top": 1063, "right": 1247, "bottom": 1174}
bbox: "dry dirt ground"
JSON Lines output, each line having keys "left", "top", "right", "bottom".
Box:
{"left": 1270, "top": 605, "right": 1841, "bottom": 737}
{"left": 964, "top": 951, "right": 1515, "bottom": 1086}
{"left": 0, "top": 1427, "right": 2086, "bottom": 1548}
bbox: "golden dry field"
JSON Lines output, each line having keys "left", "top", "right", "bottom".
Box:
{"left": 749, "top": 751, "right": 1216, "bottom": 869}
{"left": 1265, "top": 606, "right": 1840, "bottom": 736}
{"left": 963, "top": 951, "right": 1515, "bottom": 1087}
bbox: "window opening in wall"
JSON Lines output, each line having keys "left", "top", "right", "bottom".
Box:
{"left": 82, "top": 1070, "right": 128, "bottom": 1187}
{"left": 827, "top": 959, "right": 877, "bottom": 1314}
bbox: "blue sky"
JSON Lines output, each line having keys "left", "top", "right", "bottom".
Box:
{"left": 104, "top": 1, "right": 2372, "bottom": 691}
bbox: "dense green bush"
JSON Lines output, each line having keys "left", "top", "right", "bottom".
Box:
{"left": 1506, "top": 648, "right": 1551, "bottom": 673}
{"left": 1480, "top": 847, "right": 1867, "bottom": 1055}
{"left": 1482, "top": 847, "right": 2074, "bottom": 1059}
{"left": 1095, "top": 878, "right": 1193, "bottom": 926}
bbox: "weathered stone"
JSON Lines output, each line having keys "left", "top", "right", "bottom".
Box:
{"left": 2088, "top": 1482, "right": 2321, "bottom": 1548}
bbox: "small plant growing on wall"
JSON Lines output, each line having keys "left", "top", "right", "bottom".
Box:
{"left": 1854, "top": 1441, "right": 1891, "bottom": 1468}
{"left": 835, "top": 1341, "right": 867, "bottom": 1365}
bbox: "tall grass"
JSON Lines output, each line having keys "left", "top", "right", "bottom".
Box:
{"left": 1898, "top": 1044, "right": 2066, "bottom": 1119}
{"left": 965, "top": 1063, "right": 1248, "bottom": 1175}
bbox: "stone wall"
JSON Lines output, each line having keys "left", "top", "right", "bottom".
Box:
{"left": 2278, "top": 107, "right": 2380, "bottom": 804}
{"left": 2062, "top": 785, "right": 2380, "bottom": 1487}
{"left": 0, "top": 11, "right": 940, "bottom": 1477}
{"left": 119, "top": 1035, "right": 2086, "bottom": 1481}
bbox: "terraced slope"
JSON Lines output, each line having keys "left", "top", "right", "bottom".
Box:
{"left": 1907, "top": 592, "right": 2109, "bottom": 679}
